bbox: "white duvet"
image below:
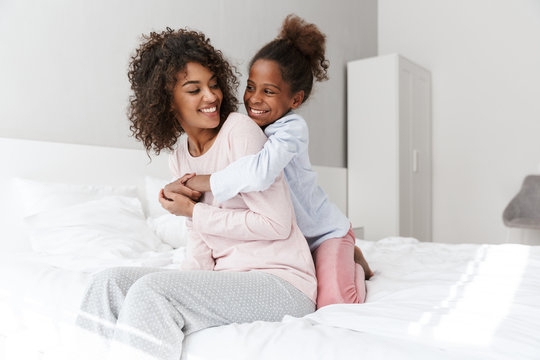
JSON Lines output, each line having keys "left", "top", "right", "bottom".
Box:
{"left": 1, "top": 238, "right": 539, "bottom": 360}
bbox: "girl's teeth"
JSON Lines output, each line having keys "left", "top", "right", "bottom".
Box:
{"left": 201, "top": 107, "right": 216, "bottom": 113}
{"left": 251, "top": 108, "right": 266, "bottom": 114}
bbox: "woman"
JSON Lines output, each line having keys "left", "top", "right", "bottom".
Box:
{"left": 75, "top": 28, "right": 316, "bottom": 360}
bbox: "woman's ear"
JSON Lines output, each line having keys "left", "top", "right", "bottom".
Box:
{"left": 170, "top": 103, "right": 181, "bottom": 121}
{"left": 170, "top": 100, "right": 178, "bottom": 113}
{"left": 290, "top": 90, "right": 304, "bottom": 109}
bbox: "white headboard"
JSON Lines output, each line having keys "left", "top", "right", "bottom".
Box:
{"left": 0, "top": 137, "right": 347, "bottom": 252}
{"left": 0, "top": 138, "right": 171, "bottom": 252}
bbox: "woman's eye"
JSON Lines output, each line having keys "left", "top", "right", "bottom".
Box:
{"left": 210, "top": 83, "right": 220, "bottom": 89}
{"left": 264, "top": 89, "right": 275, "bottom": 95}
{"left": 188, "top": 89, "right": 200, "bottom": 94}
{"left": 246, "top": 85, "right": 254, "bottom": 92}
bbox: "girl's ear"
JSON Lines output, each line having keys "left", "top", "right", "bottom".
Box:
{"left": 290, "top": 90, "right": 304, "bottom": 109}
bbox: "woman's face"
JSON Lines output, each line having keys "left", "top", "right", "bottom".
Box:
{"left": 172, "top": 62, "right": 223, "bottom": 133}
{"left": 243, "top": 59, "right": 302, "bottom": 128}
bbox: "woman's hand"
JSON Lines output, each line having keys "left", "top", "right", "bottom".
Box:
{"left": 159, "top": 189, "right": 195, "bottom": 217}
{"left": 163, "top": 175, "right": 202, "bottom": 202}
{"left": 159, "top": 173, "right": 209, "bottom": 217}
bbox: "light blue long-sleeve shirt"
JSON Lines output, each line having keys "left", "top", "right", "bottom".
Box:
{"left": 210, "top": 112, "right": 350, "bottom": 251}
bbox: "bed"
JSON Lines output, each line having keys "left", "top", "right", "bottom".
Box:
{"left": 1, "top": 137, "right": 539, "bottom": 360}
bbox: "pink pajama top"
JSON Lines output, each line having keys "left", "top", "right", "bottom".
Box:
{"left": 169, "top": 112, "right": 317, "bottom": 302}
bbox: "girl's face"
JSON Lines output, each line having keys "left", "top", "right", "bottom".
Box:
{"left": 172, "top": 62, "right": 223, "bottom": 133}
{"left": 244, "top": 59, "right": 303, "bottom": 128}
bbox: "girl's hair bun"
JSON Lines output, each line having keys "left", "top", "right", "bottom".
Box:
{"left": 249, "top": 14, "right": 329, "bottom": 103}
{"left": 278, "top": 14, "right": 329, "bottom": 82}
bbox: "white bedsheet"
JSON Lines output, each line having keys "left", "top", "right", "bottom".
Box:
{"left": 1, "top": 238, "right": 539, "bottom": 360}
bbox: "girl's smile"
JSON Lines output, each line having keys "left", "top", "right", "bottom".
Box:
{"left": 244, "top": 59, "right": 303, "bottom": 128}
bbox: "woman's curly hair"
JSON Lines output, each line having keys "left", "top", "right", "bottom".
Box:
{"left": 127, "top": 28, "right": 239, "bottom": 155}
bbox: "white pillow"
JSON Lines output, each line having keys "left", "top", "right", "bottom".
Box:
{"left": 24, "top": 195, "right": 169, "bottom": 256}
{"left": 144, "top": 176, "right": 189, "bottom": 248}
{"left": 147, "top": 214, "right": 188, "bottom": 248}
{"left": 12, "top": 177, "right": 138, "bottom": 217}
{"left": 144, "top": 176, "right": 172, "bottom": 218}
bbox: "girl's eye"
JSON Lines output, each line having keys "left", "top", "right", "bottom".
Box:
{"left": 264, "top": 89, "right": 275, "bottom": 95}
{"left": 246, "top": 85, "right": 255, "bottom": 92}
{"left": 210, "top": 83, "right": 220, "bottom": 89}
{"left": 188, "top": 89, "right": 200, "bottom": 94}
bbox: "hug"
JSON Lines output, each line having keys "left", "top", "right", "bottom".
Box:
{"left": 75, "top": 15, "right": 372, "bottom": 359}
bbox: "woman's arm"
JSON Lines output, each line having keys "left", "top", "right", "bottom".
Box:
{"left": 164, "top": 157, "right": 295, "bottom": 240}
{"left": 181, "top": 220, "right": 215, "bottom": 271}
{"left": 165, "top": 114, "right": 298, "bottom": 241}
{"left": 191, "top": 118, "right": 302, "bottom": 241}
{"left": 192, "top": 171, "right": 294, "bottom": 241}
{"left": 159, "top": 190, "right": 214, "bottom": 270}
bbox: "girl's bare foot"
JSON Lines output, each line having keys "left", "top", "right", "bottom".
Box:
{"left": 354, "top": 246, "right": 374, "bottom": 280}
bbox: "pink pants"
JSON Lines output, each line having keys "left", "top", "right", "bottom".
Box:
{"left": 312, "top": 227, "right": 366, "bottom": 309}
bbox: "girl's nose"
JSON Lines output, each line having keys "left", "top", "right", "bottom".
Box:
{"left": 249, "top": 92, "right": 263, "bottom": 104}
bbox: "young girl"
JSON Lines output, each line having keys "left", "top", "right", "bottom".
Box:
{"left": 180, "top": 15, "right": 373, "bottom": 308}
{"left": 75, "top": 28, "right": 316, "bottom": 360}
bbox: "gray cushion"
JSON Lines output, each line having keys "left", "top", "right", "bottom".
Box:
{"left": 503, "top": 175, "right": 540, "bottom": 229}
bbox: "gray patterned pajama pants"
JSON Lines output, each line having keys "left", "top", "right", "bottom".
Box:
{"left": 75, "top": 267, "right": 315, "bottom": 360}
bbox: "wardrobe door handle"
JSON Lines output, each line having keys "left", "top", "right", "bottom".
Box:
{"left": 412, "top": 150, "right": 419, "bottom": 173}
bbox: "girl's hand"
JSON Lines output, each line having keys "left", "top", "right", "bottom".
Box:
{"left": 179, "top": 172, "right": 197, "bottom": 185}
{"left": 185, "top": 174, "right": 212, "bottom": 193}
{"left": 163, "top": 176, "right": 202, "bottom": 201}
{"left": 159, "top": 189, "right": 195, "bottom": 217}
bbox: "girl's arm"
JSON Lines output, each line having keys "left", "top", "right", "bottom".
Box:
{"left": 184, "top": 174, "right": 211, "bottom": 192}
{"left": 163, "top": 173, "right": 294, "bottom": 241}
{"left": 207, "top": 114, "right": 308, "bottom": 203}
{"left": 191, "top": 118, "right": 299, "bottom": 241}
{"left": 166, "top": 114, "right": 298, "bottom": 242}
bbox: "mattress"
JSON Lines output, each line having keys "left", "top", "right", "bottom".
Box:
{"left": 1, "top": 237, "right": 539, "bottom": 360}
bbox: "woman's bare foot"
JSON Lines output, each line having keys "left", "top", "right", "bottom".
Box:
{"left": 354, "top": 246, "right": 374, "bottom": 280}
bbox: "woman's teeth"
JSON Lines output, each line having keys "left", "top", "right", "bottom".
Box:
{"left": 201, "top": 106, "right": 217, "bottom": 113}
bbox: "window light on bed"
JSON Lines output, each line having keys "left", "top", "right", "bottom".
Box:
{"left": 408, "top": 244, "right": 530, "bottom": 346}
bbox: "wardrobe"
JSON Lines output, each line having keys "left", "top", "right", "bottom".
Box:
{"left": 347, "top": 54, "right": 432, "bottom": 242}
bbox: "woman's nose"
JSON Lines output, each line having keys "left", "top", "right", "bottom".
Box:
{"left": 203, "top": 87, "right": 217, "bottom": 102}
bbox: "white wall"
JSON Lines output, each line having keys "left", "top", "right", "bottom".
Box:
{"left": 379, "top": 0, "right": 540, "bottom": 244}
{"left": 0, "top": 0, "right": 376, "bottom": 167}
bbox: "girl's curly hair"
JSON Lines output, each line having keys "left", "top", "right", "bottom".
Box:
{"left": 127, "top": 28, "right": 239, "bottom": 155}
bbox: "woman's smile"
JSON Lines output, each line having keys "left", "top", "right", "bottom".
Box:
{"left": 200, "top": 105, "right": 218, "bottom": 114}
{"left": 199, "top": 103, "right": 220, "bottom": 118}
{"left": 172, "top": 62, "right": 224, "bottom": 133}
